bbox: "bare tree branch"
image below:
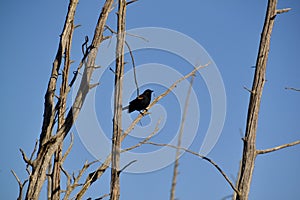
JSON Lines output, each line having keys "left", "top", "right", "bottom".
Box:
{"left": 110, "top": 0, "right": 126, "bottom": 199}
{"left": 118, "top": 160, "right": 137, "bottom": 175}
{"left": 121, "top": 119, "right": 161, "bottom": 153}
{"left": 125, "top": 41, "right": 139, "bottom": 96}
{"left": 170, "top": 75, "right": 194, "bottom": 200}
{"left": 234, "top": 1, "right": 290, "bottom": 199}
{"left": 75, "top": 63, "right": 208, "bottom": 198}
{"left": 62, "top": 160, "right": 98, "bottom": 200}
{"left": 145, "top": 142, "right": 240, "bottom": 196}
{"left": 75, "top": 156, "right": 111, "bottom": 199}
{"left": 126, "top": 0, "right": 138, "bottom": 6}
{"left": 104, "top": 25, "right": 140, "bottom": 96}
{"left": 95, "top": 193, "right": 110, "bottom": 200}
{"left": 29, "top": 140, "right": 39, "bottom": 165}
{"left": 61, "top": 133, "right": 74, "bottom": 164}
{"left": 19, "top": 148, "right": 33, "bottom": 167}
{"left": 11, "top": 170, "right": 28, "bottom": 200}
{"left": 243, "top": 86, "right": 254, "bottom": 94}
{"left": 276, "top": 8, "right": 291, "bottom": 14}
{"left": 257, "top": 140, "right": 300, "bottom": 155}
{"left": 24, "top": 0, "right": 114, "bottom": 198}
{"left": 285, "top": 87, "right": 300, "bottom": 92}
{"left": 121, "top": 63, "right": 210, "bottom": 142}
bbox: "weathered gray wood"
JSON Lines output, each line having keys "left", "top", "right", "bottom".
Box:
{"left": 234, "top": 1, "right": 282, "bottom": 199}
{"left": 24, "top": 0, "right": 114, "bottom": 199}
{"left": 110, "top": 1, "right": 126, "bottom": 200}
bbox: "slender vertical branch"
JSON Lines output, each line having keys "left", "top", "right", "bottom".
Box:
{"left": 170, "top": 75, "right": 194, "bottom": 200}
{"left": 234, "top": 1, "right": 290, "bottom": 199}
{"left": 110, "top": 1, "right": 126, "bottom": 200}
{"left": 51, "top": 10, "right": 75, "bottom": 200}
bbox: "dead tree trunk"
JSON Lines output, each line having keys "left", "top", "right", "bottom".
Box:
{"left": 233, "top": 0, "right": 290, "bottom": 199}
{"left": 25, "top": 1, "right": 78, "bottom": 198}
{"left": 24, "top": 0, "right": 114, "bottom": 199}
{"left": 110, "top": 1, "right": 126, "bottom": 200}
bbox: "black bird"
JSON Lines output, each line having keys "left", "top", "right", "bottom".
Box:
{"left": 123, "top": 89, "right": 153, "bottom": 113}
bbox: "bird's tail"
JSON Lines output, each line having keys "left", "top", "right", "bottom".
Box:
{"left": 122, "top": 105, "right": 129, "bottom": 111}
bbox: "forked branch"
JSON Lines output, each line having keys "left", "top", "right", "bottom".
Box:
{"left": 11, "top": 170, "right": 28, "bottom": 200}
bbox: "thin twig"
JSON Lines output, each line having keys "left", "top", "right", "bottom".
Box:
{"left": 243, "top": 86, "right": 254, "bottom": 94}
{"left": 118, "top": 160, "right": 137, "bottom": 175}
{"left": 19, "top": 149, "right": 32, "bottom": 166}
{"left": 29, "top": 140, "right": 39, "bottom": 163}
{"left": 104, "top": 25, "right": 140, "bottom": 95}
{"left": 62, "top": 160, "right": 99, "bottom": 200}
{"left": 95, "top": 193, "right": 110, "bottom": 200}
{"left": 11, "top": 170, "right": 28, "bottom": 200}
{"left": 126, "top": 32, "right": 149, "bottom": 42}
{"left": 121, "top": 119, "right": 161, "bottom": 153}
{"left": 69, "top": 36, "right": 94, "bottom": 89}
{"left": 285, "top": 87, "right": 300, "bottom": 92}
{"left": 125, "top": 41, "right": 139, "bottom": 96}
{"left": 126, "top": 0, "right": 138, "bottom": 6}
{"left": 61, "top": 133, "right": 74, "bottom": 163}
{"left": 276, "top": 8, "right": 291, "bottom": 14}
{"left": 75, "top": 156, "right": 111, "bottom": 199}
{"left": 145, "top": 142, "right": 240, "bottom": 196}
{"left": 170, "top": 75, "right": 194, "bottom": 200}
{"left": 256, "top": 139, "right": 300, "bottom": 155}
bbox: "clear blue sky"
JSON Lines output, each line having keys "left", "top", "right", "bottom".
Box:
{"left": 1, "top": 0, "right": 300, "bottom": 199}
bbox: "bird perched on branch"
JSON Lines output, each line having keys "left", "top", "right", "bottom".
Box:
{"left": 123, "top": 89, "right": 153, "bottom": 113}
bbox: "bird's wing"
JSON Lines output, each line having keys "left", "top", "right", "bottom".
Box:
{"left": 137, "top": 95, "right": 144, "bottom": 100}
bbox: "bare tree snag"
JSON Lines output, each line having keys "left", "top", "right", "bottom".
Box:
{"left": 233, "top": 1, "right": 291, "bottom": 199}
{"left": 25, "top": 1, "right": 79, "bottom": 199}
{"left": 110, "top": 0, "right": 126, "bottom": 200}
{"left": 24, "top": 0, "right": 114, "bottom": 199}
{"left": 39, "top": 0, "right": 78, "bottom": 151}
